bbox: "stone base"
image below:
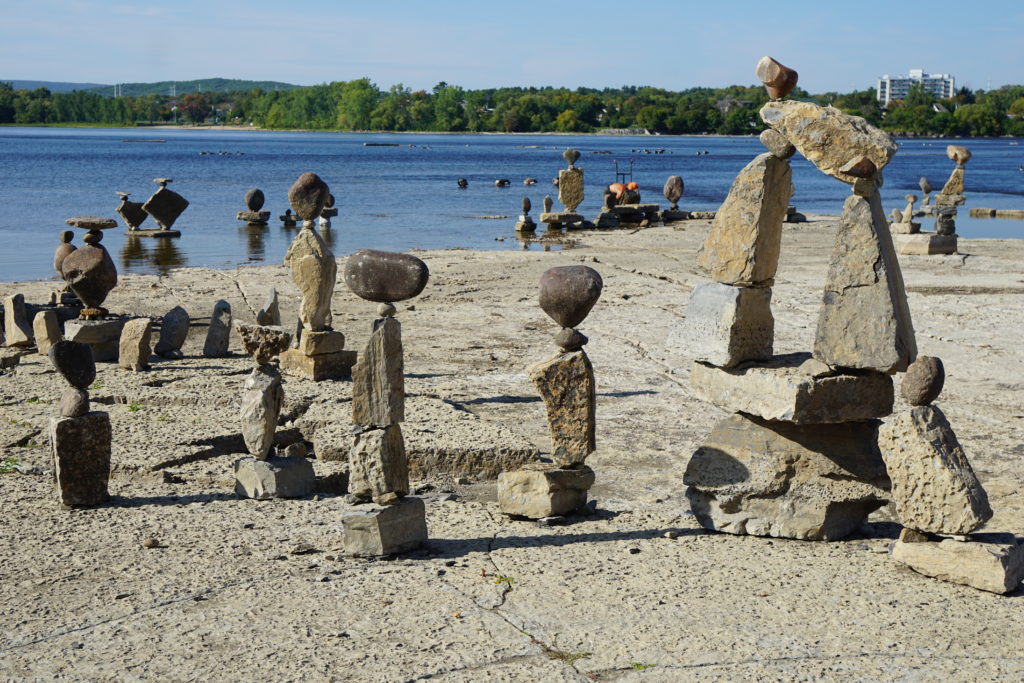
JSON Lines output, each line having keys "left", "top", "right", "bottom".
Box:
{"left": 671, "top": 282, "right": 773, "bottom": 368}
{"left": 689, "top": 352, "right": 894, "bottom": 423}
{"left": 689, "top": 210, "right": 717, "bottom": 220}
{"left": 233, "top": 456, "right": 315, "bottom": 499}
{"left": 126, "top": 229, "right": 181, "bottom": 237}
{"left": 594, "top": 212, "right": 620, "bottom": 228}
{"left": 64, "top": 317, "right": 127, "bottom": 362}
{"left": 894, "top": 233, "right": 957, "bottom": 255}
{"left": 279, "top": 348, "right": 357, "bottom": 381}
{"left": 497, "top": 465, "right": 595, "bottom": 519}
{"left": 297, "top": 329, "right": 345, "bottom": 356}
{"left": 684, "top": 413, "right": 889, "bottom": 541}
{"left": 237, "top": 210, "right": 270, "bottom": 225}
{"left": 341, "top": 496, "right": 428, "bottom": 556}
{"left": 889, "top": 221, "right": 921, "bottom": 234}
{"left": 891, "top": 532, "right": 1024, "bottom": 594}
{"left": 514, "top": 218, "right": 537, "bottom": 232}
{"left": 279, "top": 216, "right": 298, "bottom": 225}
{"left": 320, "top": 207, "right": 339, "bottom": 218}
{"left": 539, "top": 212, "right": 583, "bottom": 229}
{"left": 660, "top": 209, "right": 688, "bottom": 223}
{"left": 934, "top": 194, "right": 965, "bottom": 207}
{"left": 50, "top": 412, "right": 111, "bottom": 506}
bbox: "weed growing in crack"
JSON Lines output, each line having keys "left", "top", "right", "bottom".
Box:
{"left": 494, "top": 575, "right": 516, "bottom": 586}
{"left": 127, "top": 403, "right": 142, "bottom": 412}
{"left": 630, "top": 662, "right": 655, "bottom": 670}
{"left": 0, "top": 457, "right": 21, "bottom": 473}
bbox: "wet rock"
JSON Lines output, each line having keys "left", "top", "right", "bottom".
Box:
{"left": 235, "top": 323, "right": 291, "bottom": 365}
{"left": 344, "top": 250, "right": 429, "bottom": 303}
{"left": 348, "top": 424, "right": 409, "bottom": 504}
{"left": 352, "top": 317, "right": 404, "bottom": 426}
{"left": 118, "top": 318, "right": 152, "bottom": 371}
{"left": 684, "top": 413, "right": 889, "bottom": 541}
{"left": 672, "top": 282, "right": 773, "bottom": 368}
{"left": 538, "top": 266, "right": 603, "bottom": 329}
{"left": 755, "top": 56, "right": 798, "bottom": 99}
{"left": 202, "top": 300, "right": 232, "bottom": 358}
{"left": 498, "top": 464, "right": 595, "bottom": 519}
{"left": 890, "top": 533, "right": 1024, "bottom": 594}
{"left": 285, "top": 229, "right": 335, "bottom": 330}
{"left": 50, "top": 412, "right": 111, "bottom": 506}
{"left": 245, "top": 188, "right": 265, "bottom": 211}
{"left": 901, "top": 356, "right": 944, "bottom": 405}
{"left": 879, "top": 405, "right": 992, "bottom": 535}
{"left": 240, "top": 364, "right": 284, "bottom": 459}
{"left": 287, "top": 172, "right": 329, "bottom": 221}
{"left": 48, "top": 340, "right": 96, "bottom": 389}
{"left": 528, "top": 350, "right": 595, "bottom": 467}
{"left": 155, "top": 305, "right": 189, "bottom": 358}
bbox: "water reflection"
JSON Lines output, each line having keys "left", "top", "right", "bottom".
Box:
{"left": 120, "top": 235, "right": 186, "bottom": 276}
{"left": 240, "top": 224, "right": 267, "bottom": 262}
{"left": 319, "top": 224, "right": 336, "bottom": 250}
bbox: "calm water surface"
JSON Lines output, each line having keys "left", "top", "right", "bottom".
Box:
{"left": 1, "top": 127, "right": 1022, "bottom": 281}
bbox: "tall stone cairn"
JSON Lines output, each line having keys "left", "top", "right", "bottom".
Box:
{"left": 557, "top": 149, "right": 584, "bottom": 212}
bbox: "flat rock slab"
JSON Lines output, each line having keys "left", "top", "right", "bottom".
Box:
{"left": 233, "top": 455, "right": 315, "bottom": 499}
{"left": 894, "top": 233, "right": 958, "bottom": 255}
{"left": 50, "top": 412, "right": 111, "bottom": 506}
{"left": 341, "top": 496, "right": 427, "bottom": 556}
{"left": 528, "top": 349, "right": 596, "bottom": 466}
{"left": 891, "top": 533, "right": 1024, "bottom": 594}
{"left": 879, "top": 405, "right": 992, "bottom": 534}
{"left": 672, "top": 282, "right": 773, "bottom": 368}
{"left": 689, "top": 352, "right": 893, "bottom": 423}
{"left": 279, "top": 348, "right": 357, "bottom": 382}
{"left": 497, "top": 465, "right": 595, "bottom": 519}
{"left": 684, "top": 413, "right": 889, "bottom": 541}
{"left": 63, "top": 318, "right": 125, "bottom": 363}
{"left": 297, "top": 329, "right": 344, "bottom": 356}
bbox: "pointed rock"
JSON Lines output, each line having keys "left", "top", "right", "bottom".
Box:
{"left": 813, "top": 191, "right": 916, "bottom": 373}
{"left": 240, "top": 364, "right": 284, "bottom": 459}
{"left": 202, "top": 300, "right": 232, "bottom": 357}
{"left": 284, "top": 227, "right": 335, "bottom": 331}
{"left": 142, "top": 186, "right": 189, "bottom": 230}
{"left": 528, "top": 349, "right": 596, "bottom": 467}
{"left": 256, "top": 289, "right": 280, "bottom": 326}
{"left": 352, "top": 317, "right": 404, "bottom": 425}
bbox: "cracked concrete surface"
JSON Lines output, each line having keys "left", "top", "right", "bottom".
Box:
{"left": 2, "top": 216, "right": 1024, "bottom": 680}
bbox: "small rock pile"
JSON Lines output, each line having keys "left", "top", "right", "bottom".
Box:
{"left": 237, "top": 188, "right": 270, "bottom": 226}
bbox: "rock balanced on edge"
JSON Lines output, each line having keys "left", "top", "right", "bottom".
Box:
{"left": 498, "top": 265, "right": 603, "bottom": 519}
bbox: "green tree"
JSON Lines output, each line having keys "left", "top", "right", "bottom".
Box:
{"left": 336, "top": 78, "right": 379, "bottom": 130}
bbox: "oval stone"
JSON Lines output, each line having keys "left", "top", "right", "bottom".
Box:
{"left": 49, "top": 340, "right": 96, "bottom": 389}
{"left": 946, "top": 145, "right": 971, "bottom": 165}
{"left": 287, "top": 172, "right": 329, "bottom": 221}
{"left": 663, "top": 175, "right": 685, "bottom": 203}
{"left": 59, "top": 244, "right": 118, "bottom": 309}
{"left": 245, "top": 188, "right": 265, "bottom": 211}
{"left": 901, "top": 356, "right": 945, "bottom": 406}
{"left": 66, "top": 216, "right": 117, "bottom": 230}
{"left": 344, "top": 250, "right": 430, "bottom": 303}
{"left": 539, "top": 266, "right": 603, "bottom": 329}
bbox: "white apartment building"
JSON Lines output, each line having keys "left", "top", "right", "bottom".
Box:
{"left": 877, "top": 69, "right": 956, "bottom": 104}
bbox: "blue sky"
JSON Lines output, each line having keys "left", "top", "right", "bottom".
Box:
{"left": 2, "top": 0, "right": 1022, "bottom": 92}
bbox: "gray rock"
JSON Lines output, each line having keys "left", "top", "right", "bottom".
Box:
{"left": 497, "top": 465, "right": 595, "bottom": 519}
{"left": 891, "top": 533, "right": 1023, "bottom": 594}
{"left": 118, "top": 318, "right": 152, "bottom": 371}
{"left": 538, "top": 266, "right": 603, "bottom": 329}
{"left": 235, "top": 323, "right": 291, "bottom": 365}
{"left": 240, "top": 364, "right": 284, "bottom": 459}
{"left": 65, "top": 216, "right": 117, "bottom": 230}
{"left": 155, "top": 306, "right": 190, "bottom": 357}
{"left": 814, "top": 191, "right": 917, "bottom": 373}
{"left": 50, "top": 412, "right": 111, "bottom": 506}
{"left": 672, "top": 282, "right": 773, "bottom": 368}
{"left": 663, "top": 175, "right": 684, "bottom": 207}
{"left": 116, "top": 197, "right": 148, "bottom": 230}
{"left": 256, "top": 289, "right": 280, "bottom": 327}
{"left": 352, "top": 317, "right": 404, "bottom": 426}
{"left": 879, "top": 405, "right": 992, "bottom": 535}
{"left": 287, "top": 172, "right": 329, "bottom": 221}
{"left": 202, "top": 300, "right": 232, "bottom": 358}
{"left": 48, "top": 340, "right": 96, "bottom": 389}
{"left": 901, "top": 356, "right": 944, "bottom": 405}
{"left": 59, "top": 387, "right": 89, "bottom": 417}
{"left": 341, "top": 496, "right": 427, "bottom": 556}
{"left": 528, "top": 349, "right": 595, "bottom": 467}
{"left": 344, "top": 250, "right": 429, "bottom": 303}
{"left": 54, "top": 230, "right": 77, "bottom": 274}
{"left": 32, "top": 310, "right": 61, "bottom": 355}
{"left": 684, "top": 413, "right": 889, "bottom": 541}
{"left": 142, "top": 186, "right": 189, "bottom": 230}
{"left": 59, "top": 240, "right": 118, "bottom": 312}
{"left": 3, "top": 294, "right": 34, "bottom": 347}
{"left": 348, "top": 424, "right": 409, "bottom": 504}
{"left": 245, "top": 188, "right": 265, "bottom": 212}
{"left": 233, "top": 455, "right": 315, "bottom": 499}
{"left": 63, "top": 318, "right": 125, "bottom": 363}
{"left": 689, "top": 353, "right": 893, "bottom": 423}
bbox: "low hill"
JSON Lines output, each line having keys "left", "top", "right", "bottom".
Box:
{"left": 3, "top": 80, "right": 110, "bottom": 93}
{"left": 85, "top": 78, "right": 299, "bottom": 97}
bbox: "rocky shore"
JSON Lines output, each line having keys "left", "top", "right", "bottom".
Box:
{"left": 2, "top": 215, "right": 1024, "bottom": 680}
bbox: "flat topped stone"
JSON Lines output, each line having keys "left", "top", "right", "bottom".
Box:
{"left": 891, "top": 533, "right": 1024, "bottom": 595}
{"left": 539, "top": 212, "right": 583, "bottom": 223}
{"left": 689, "top": 352, "right": 894, "bottom": 424}
{"left": 49, "top": 340, "right": 96, "bottom": 389}
{"left": 538, "top": 265, "right": 603, "bottom": 329}
{"left": 66, "top": 216, "right": 117, "bottom": 230}
{"left": 344, "top": 250, "right": 429, "bottom": 303}
{"left": 153, "top": 178, "right": 173, "bottom": 183}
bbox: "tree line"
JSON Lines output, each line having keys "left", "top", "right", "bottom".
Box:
{"left": 2, "top": 79, "right": 1022, "bottom": 136}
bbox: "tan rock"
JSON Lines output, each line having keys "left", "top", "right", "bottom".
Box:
{"left": 940, "top": 167, "right": 965, "bottom": 196}
{"left": 894, "top": 233, "right": 957, "bottom": 255}
{"left": 240, "top": 364, "right": 284, "bottom": 459}
{"left": 233, "top": 455, "right": 315, "bottom": 499}
{"left": 118, "top": 318, "right": 152, "bottom": 371}
{"left": 352, "top": 317, "right": 404, "bottom": 425}
{"left": 3, "top": 293, "right": 33, "bottom": 347}
{"left": 497, "top": 464, "right": 595, "bottom": 519}
{"left": 284, "top": 226, "right": 336, "bottom": 331}
{"left": 558, "top": 167, "right": 584, "bottom": 212}
{"left": 235, "top": 323, "right": 291, "bottom": 365}
{"left": 689, "top": 353, "right": 893, "bottom": 424}
{"left": 684, "top": 413, "right": 889, "bottom": 541}
{"left": 879, "top": 405, "right": 992, "bottom": 534}
{"left": 32, "top": 310, "right": 61, "bottom": 355}
{"left": 813, "top": 191, "right": 917, "bottom": 373}
{"left": 891, "top": 533, "right": 1024, "bottom": 594}
{"left": 758, "top": 129, "right": 795, "bottom": 159}
{"left": 297, "top": 329, "right": 345, "bottom": 356}
{"left": 341, "top": 496, "right": 427, "bottom": 556}
{"left": 946, "top": 144, "right": 971, "bottom": 165}
{"left": 670, "top": 282, "right": 773, "bottom": 368}
{"left": 528, "top": 349, "right": 595, "bottom": 467}
{"left": 279, "top": 348, "right": 356, "bottom": 381}
{"left": 348, "top": 424, "right": 409, "bottom": 504}
{"left": 697, "top": 153, "right": 792, "bottom": 285}
{"left": 759, "top": 100, "right": 897, "bottom": 185}
{"left": 50, "top": 412, "right": 111, "bottom": 507}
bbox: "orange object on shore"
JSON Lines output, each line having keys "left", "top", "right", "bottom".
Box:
{"left": 609, "top": 182, "right": 626, "bottom": 198}
{"left": 627, "top": 182, "right": 638, "bottom": 190}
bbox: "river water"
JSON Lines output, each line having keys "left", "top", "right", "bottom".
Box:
{"left": 1, "top": 127, "right": 1022, "bottom": 281}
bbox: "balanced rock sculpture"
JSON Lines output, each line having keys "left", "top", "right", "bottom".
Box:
{"left": 237, "top": 188, "right": 270, "bottom": 226}
{"left": 660, "top": 175, "right": 687, "bottom": 222}
{"left": 140, "top": 178, "right": 188, "bottom": 236}
{"left": 116, "top": 192, "right": 148, "bottom": 232}
{"left": 278, "top": 172, "right": 356, "bottom": 381}
{"left": 59, "top": 217, "right": 126, "bottom": 361}
{"left": 341, "top": 249, "right": 430, "bottom": 556}
{"left": 48, "top": 340, "right": 111, "bottom": 506}
{"left": 755, "top": 56, "right": 798, "bottom": 100}
{"left": 540, "top": 150, "right": 585, "bottom": 231}
{"left": 498, "top": 265, "right": 602, "bottom": 519}
{"left": 515, "top": 196, "right": 537, "bottom": 233}
{"left": 937, "top": 145, "right": 970, "bottom": 206}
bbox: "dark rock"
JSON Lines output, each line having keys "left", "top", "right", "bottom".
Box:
{"left": 59, "top": 243, "right": 117, "bottom": 311}
{"left": 563, "top": 149, "right": 580, "bottom": 167}
{"left": 902, "top": 356, "right": 945, "bottom": 406}
{"left": 344, "top": 250, "right": 429, "bottom": 303}
{"left": 54, "top": 231, "right": 76, "bottom": 275}
{"left": 538, "top": 266, "right": 603, "bottom": 329}
{"left": 116, "top": 196, "right": 148, "bottom": 229}
{"left": 155, "top": 306, "right": 190, "bottom": 357}
{"left": 245, "top": 188, "right": 265, "bottom": 211}
{"left": 522, "top": 197, "right": 531, "bottom": 215}
{"left": 288, "top": 172, "right": 330, "bottom": 221}
{"left": 325, "top": 193, "right": 336, "bottom": 209}
{"left": 49, "top": 340, "right": 96, "bottom": 389}
{"left": 663, "top": 175, "right": 684, "bottom": 206}
{"left": 142, "top": 187, "right": 190, "bottom": 230}
{"left": 65, "top": 216, "right": 117, "bottom": 230}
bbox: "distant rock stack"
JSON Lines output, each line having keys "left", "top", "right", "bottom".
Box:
{"left": 539, "top": 149, "right": 585, "bottom": 231}
{"left": 659, "top": 175, "right": 687, "bottom": 223}
{"left": 237, "top": 188, "right": 270, "bottom": 226}
{"left": 514, "top": 196, "right": 537, "bottom": 233}
{"left": 140, "top": 178, "right": 188, "bottom": 237}
{"left": 895, "top": 146, "right": 966, "bottom": 255}
{"left": 115, "top": 192, "right": 149, "bottom": 232}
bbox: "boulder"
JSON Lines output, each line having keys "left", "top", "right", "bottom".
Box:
{"left": 901, "top": 356, "right": 944, "bottom": 405}
{"left": 287, "top": 172, "right": 329, "bottom": 221}
{"left": 344, "top": 250, "right": 429, "bottom": 303}
{"left": 50, "top": 412, "right": 111, "bottom": 506}
{"left": 233, "top": 455, "right": 315, "bottom": 499}
{"left": 558, "top": 167, "right": 584, "bottom": 212}
{"left": 235, "top": 324, "right": 291, "bottom": 365}
{"left": 538, "top": 266, "right": 603, "bottom": 329}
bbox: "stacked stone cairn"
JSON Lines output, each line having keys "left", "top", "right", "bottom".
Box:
{"left": 278, "top": 173, "right": 357, "bottom": 381}
{"left": 48, "top": 340, "right": 111, "bottom": 506}
{"left": 280, "top": 209, "right": 297, "bottom": 227}
{"left": 682, "top": 56, "right": 912, "bottom": 541}
{"left": 140, "top": 178, "right": 188, "bottom": 237}
{"left": 498, "top": 266, "right": 602, "bottom": 519}
{"left": 540, "top": 150, "right": 585, "bottom": 231}
{"left": 514, "top": 196, "right": 537, "bottom": 233}
{"left": 594, "top": 190, "right": 620, "bottom": 228}
{"left": 233, "top": 322, "right": 314, "bottom": 499}
{"left": 660, "top": 175, "right": 687, "bottom": 222}
{"left": 237, "top": 188, "right": 270, "bottom": 226}
{"left": 116, "top": 192, "right": 149, "bottom": 232}
{"left": 919, "top": 177, "right": 933, "bottom": 207}
{"left": 882, "top": 356, "right": 1023, "bottom": 593}
{"left": 895, "top": 146, "right": 965, "bottom": 255}
{"left": 340, "top": 249, "right": 430, "bottom": 556}
{"left": 889, "top": 194, "right": 921, "bottom": 234}
{"left": 319, "top": 193, "right": 338, "bottom": 228}
{"left": 59, "top": 216, "right": 126, "bottom": 362}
